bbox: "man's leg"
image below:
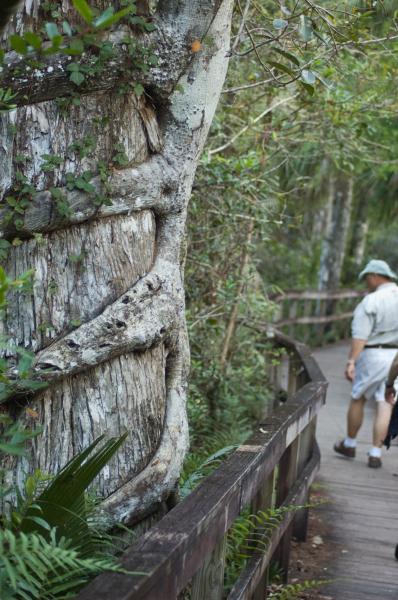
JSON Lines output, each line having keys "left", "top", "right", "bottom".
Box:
{"left": 366, "top": 398, "right": 393, "bottom": 468}
{"left": 373, "top": 401, "right": 392, "bottom": 448}
{"left": 334, "top": 396, "right": 366, "bottom": 458}
{"left": 347, "top": 396, "right": 366, "bottom": 439}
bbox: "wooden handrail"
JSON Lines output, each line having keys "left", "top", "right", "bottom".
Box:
{"left": 276, "top": 311, "right": 353, "bottom": 327}
{"left": 270, "top": 288, "right": 364, "bottom": 301}
{"left": 271, "top": 287, "right": 363, "bottom": 345}
{"left": 77, "top": 333, "right": 328, "bottom": 600}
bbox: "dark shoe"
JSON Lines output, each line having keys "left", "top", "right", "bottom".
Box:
{"left": 368, "top": 456, "right": 382, "bottom": 469}
{"left": 333, "top": 440, "right": 356, "bottom": 458}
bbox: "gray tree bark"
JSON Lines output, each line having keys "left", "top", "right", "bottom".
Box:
{"left": 350, "top": 196, "right": 369, "bottom": 271}
{"left": 1, "top": 0, "right": 234, "bottom": 525}
{"left": 318, "top": 175, "right": 354, "bottom": 291}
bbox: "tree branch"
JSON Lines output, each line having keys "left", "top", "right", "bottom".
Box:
{"left": 209, "top": 94, "right": 298, "bottom": 155}
{"left": 31, "top": 272, "right": 177, "bottom": 380}
{"left": 0, "top": 28, "right": 186, "bottom": 107}
{"left": 0, "top": 154, "right": 181, "bottom": 240}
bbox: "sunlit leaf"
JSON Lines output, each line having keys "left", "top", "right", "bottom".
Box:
{"left": 273, "top": 18, "right": 288, "bottom": 30}
{"left": 93, "top": 6, "right": 133, "bottom": 29}
{"left": 301, "top": 69, "right": 316, "bottom": 85}
{"left": 45, "top": 22, "right": 60, "bottom": 40}
{"left": 298, "top": 15, "right": 313, "bottom": 42}
{"left": 71, "top": 0, "right": 94, "bottom": 24}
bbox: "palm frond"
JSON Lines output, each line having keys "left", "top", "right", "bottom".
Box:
{"left": 19, "top": 433, "right": 128, "bottom": 554}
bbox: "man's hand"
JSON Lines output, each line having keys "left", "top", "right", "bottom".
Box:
{"left": 345, "top": 361, "right": 355, "bottom": 382}
{"left": 385, "top": 385, "right": 396, "bottom": 405}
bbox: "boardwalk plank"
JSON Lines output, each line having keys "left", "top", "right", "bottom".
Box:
{"left": 313, "top": 342, "right": 398, "bottom": 600}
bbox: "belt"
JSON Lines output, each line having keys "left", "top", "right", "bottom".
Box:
{"left": 364, "top": 344, "right": 398, "bottom": 349}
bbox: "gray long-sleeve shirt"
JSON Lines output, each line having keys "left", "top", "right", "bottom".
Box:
{"left": 351, "top": 282, "right": 398, "bottom": 345}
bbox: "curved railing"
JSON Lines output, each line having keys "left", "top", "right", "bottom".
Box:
{"left": 271, "top": 288, "right": 364, "bottom": 345}
{"left": 77, "top": 332, "right": 328, "bottom": 600}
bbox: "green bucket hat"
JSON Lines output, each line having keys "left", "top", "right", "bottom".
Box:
{"left": 358, "top": 259, "right": 398, "bottom": 281}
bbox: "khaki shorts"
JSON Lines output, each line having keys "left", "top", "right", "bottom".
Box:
{"left": 351, "top": 348, "right": 397, "bottom": 402}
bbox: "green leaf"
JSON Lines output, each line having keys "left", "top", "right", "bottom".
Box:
{"left": 93, "top": 6, "right": 134, "bottom": 29}
{"left": 70, "top": 70, "right": 85, "bottom": 86}
{"left": 23, "top": 516, "right": 52, "bottom": 531}
{"left": 17, "top": 348, "right": 35, "bottom": 375}
{"left": 62, "top": 20, "right": 73, "bottom": 36}
{"left": 23, "top": 32, "right": 42, "bottom": 50}
{"left": 0, "top": 442, "right": 27, "bottom": 456}
{"left": 45, "top": 22, "right": 60, "bottom": 40}
{"left": 67, "top": 38, "right": 85, "bottom": 55}
{"left": 10, "top": 35, "right": 28, "bottom": 55}
{"left": 298, "top": 15, "right": 313, "bottom": 42}
{"left": 272, "top": 46, "right": 300, "bottom": 67}
{"left": 71, "top": 0, "right": 94, "bottom": 24}
{"left": 134, "top": 83, "right": 144, "bottom": 97}
{"left": 19, "top": 380, "right": 48, "bottom": 392}
{"left": 300, "top": 81, "right": 315, "bottom": 95}
{"left": 273, "top": 18, "right": 288, "bottom": 30}
{"left": 268, "top": 61, "right": 294, "bottom": 77}
{"left": 301, "top": 69, "right": 316, "bottom": 85}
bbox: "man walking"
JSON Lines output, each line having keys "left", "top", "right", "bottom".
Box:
{"left": 334, "top": 259, "right": 398, "bottom": 468}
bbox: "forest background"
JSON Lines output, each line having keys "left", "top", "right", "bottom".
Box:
{"left": 184, "top": 0, "right": 398, "bottom": 482}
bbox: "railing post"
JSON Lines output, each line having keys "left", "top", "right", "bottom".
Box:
{"left": 251, "top": 469, "right": 276, "bottom": 600}
{"left": 271, "top": 436, "right": 300, "bottom": 583}
{"left": 292, "top": 417, "right": 316, "bottom": 541}
{"left": 191, "top": 535, "right": 227, "bottom": 600}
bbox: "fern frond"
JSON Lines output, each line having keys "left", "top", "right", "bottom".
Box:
{"left": 0, "top": 528, "right": 125, "bottom": 600}
{"left": 228, "top": 504, "right": 314, "bottom": 559}
{"left": 268, "top": 579, "right": 332, "bottom": 599}
{"left": 180, "top": 444, "right": 237, "bottom": 498}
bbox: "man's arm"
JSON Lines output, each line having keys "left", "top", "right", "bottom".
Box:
{"left": 385, "top": 352, "right": 398, "bottom": 404}
{"left": 345, "top": 338, "right": 367, "bottom": 382}
{"left": 346, "top": 299, "right": 374, "bottom": 382}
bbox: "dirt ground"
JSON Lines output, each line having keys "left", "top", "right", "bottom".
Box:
{"left": 279, "top": 484, "right": 339, "bottom": 599}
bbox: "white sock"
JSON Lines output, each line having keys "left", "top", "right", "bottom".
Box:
{"left": 369, "top": 446, "right": 382, "bottom": 458}
{"left": 343, "top": 437, "right": 357, "bottom": 448}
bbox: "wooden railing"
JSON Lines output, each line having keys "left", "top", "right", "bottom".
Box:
{"left": 271, "top": 288, "right": 364, "bottom": 346}
{"left": 77, "top": 332, "right": 328, "bottom": 600}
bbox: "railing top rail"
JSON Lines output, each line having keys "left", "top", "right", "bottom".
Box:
{"left": 269, "top": 329, "right": 327, "bottom": 384}
{"left": 77, "top": 335, "right": 327, "bottom": 600}
{"left": 270, "top": 288, "right": 364, "bottom": 301}
{"left": 275, "top": 311, "right": 353, "bottom": 328}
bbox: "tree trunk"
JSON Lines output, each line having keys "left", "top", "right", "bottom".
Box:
{"left": 350, "top": 196, "right": 369, "bottom": 271}
{"left": 318, "top": 175, "right": 354, "bottom": 291}
{"left": 1, "top": 0, "right": 234, "bottom": 525}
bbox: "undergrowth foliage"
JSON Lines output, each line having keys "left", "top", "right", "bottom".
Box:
{"left": 268, "top": 579, "right": 332, "bottom": 600}
{"left": 224, "top": 503, "right": 322, "bottom": 593}
{"left": 0, "top": 529, "right": 125, "bottom": 600}
{"left": 0, "top": 421, "right": 128, "bottom": 599}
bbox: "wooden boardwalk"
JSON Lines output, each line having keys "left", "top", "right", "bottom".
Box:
{"left": 314, "top": 342, "right": 398, "bottom": 599}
